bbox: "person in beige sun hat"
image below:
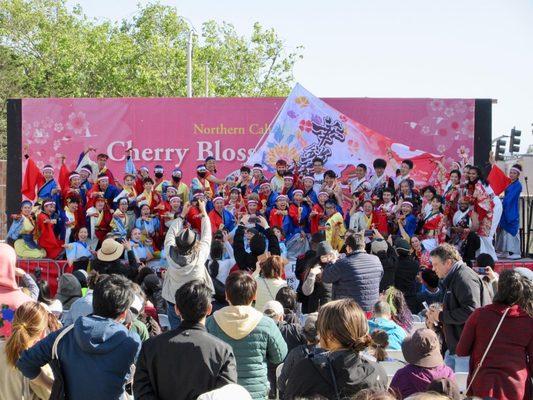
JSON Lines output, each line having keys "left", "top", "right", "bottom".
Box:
{"left": 91, "top": 237, "right": 139, "bottom": 279}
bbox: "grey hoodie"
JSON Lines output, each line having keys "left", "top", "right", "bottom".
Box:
{"left": 162, "top": 216, "right": 214, "bottom": 304}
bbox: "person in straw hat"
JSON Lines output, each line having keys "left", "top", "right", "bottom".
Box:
{"left": 91, "top": 237, "right": 139, "bottom": 279}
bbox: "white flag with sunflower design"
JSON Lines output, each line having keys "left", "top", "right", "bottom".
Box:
{"left": 247, "top": 83, "right": 442, "bottom": 184}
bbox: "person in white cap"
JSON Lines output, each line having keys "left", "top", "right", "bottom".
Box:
{"left": 250, "top": 164, "right": 267, "bottom": 193}
{"left": 262, "top": 299, "right": 306, "bottom": 398}
{"left": 169, "top": 167, "right": 190, "bottom": 205}
{"left": 288, "top": 189, "right": 311, "bottom": 239}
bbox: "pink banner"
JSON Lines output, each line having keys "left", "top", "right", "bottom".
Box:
{"left": 21, "top": 97, "right": 475, "bottom": 182}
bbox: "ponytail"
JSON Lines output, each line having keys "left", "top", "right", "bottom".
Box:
{"left": 5, "top": 302, "right": 50, "bottom": 367}
{"left": 370, "top": 329, "right": 390, "bottom": 362}
{"left": 372, "top": 343, "right": 388, "bottom": 362}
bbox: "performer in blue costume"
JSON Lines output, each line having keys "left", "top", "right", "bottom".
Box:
{"left": 258, "top": 182, "right": 279, "bottom": 220}
{"left": 398, "top": 200, "right": 418, "bottom": 238}
{"left": 496, "top": 164, "right": 523, "bottom": 259}
{"left": 36, "top": 165, "right": 61, "bottom": 206}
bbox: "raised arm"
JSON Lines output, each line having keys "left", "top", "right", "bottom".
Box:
{"left": 197, "top": 199, "right": 212, "bottom": 254}
{"left": 164, "top": 203, "right": 188, "bottom": 250}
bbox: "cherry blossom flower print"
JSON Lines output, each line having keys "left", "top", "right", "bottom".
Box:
{"left": 67, "top": 111, "right": 89, "bottom": 135}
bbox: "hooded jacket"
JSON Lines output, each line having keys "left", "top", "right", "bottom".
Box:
{"left": 162, "top": 216, "right": 213, "bottom": 304}
{"left": 56, "top": 273, "right": 82, "bottom": 311}
{"left": 456, "top": 303, "right": 532, "bottom": 400}
{"left": 0, "top": 243, "right": 32, "bottom": 337}
{"left": 368, "top": 317, "right": 407, "bottom": 350}
{"left": 285, "top": 350, "right": 388, "bottom": 399}
{"left": 17, "top": 315, "right": 141, "bottom": 400}
{"left": 206, "top": 305, "right": 287, "bottom": 399}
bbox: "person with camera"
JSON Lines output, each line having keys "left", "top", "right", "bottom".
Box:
{"left": 234, "top": 214, "right": 281, "bottom": 273}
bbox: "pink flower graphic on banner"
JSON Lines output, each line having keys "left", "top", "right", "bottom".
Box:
{"left": 22, "top": 122, "right": 32, "bottom": 138}
{"left": 449, "top": 120, "right": 461, "bottom": 132}
{"left": 48, "top": 155, "right": 62, "bottom": 169}
{"left": 437, "top": 144, "right": 447, "bottom": 153}
{"left": 42, "top": 117, "right": 53, "bottom": 129}
{"left": 53, "top": 140, "right": 61, "bottom": 151}
{"left": 461, "top": 119, "right": 474, "bottom": 138}
{"left": 457, "top": 145, "right": 470, "bottom": 158}
{"left": 429, "top": 99, "right": 445, "bottom": 112}
{"left": 295, "top": 96, "right": 309, "bottom": 108}
{"left": 339, "top": 114, "right": 348, "bottom": 122}
{"left": 454, "top": 101, "right": 468, "bottom": 113}
{"left": 266, "top": 144, "right": 300, "bottom": 166}
{"left": 54, "top": 122, "right": 64, "bottom": 132}
{"left": 33, "top": 128, "right": 49, "bottom": 144}
{"left": 421, "top": 125, "right": 431, "bottom": 135}
{"left": 437, "top": 128, "right": 448, "bottom": 137}
{"left": 444, "top": 107, "right": 454, "bottom": 118}
{"left": 299, "top": 119, "right": 313, "bottom": 133}
{"left": 67, "top": 111, "right": 89, "bottom": 135}
{"left": 287, "top": 110, "right": 297, "bottom": 119}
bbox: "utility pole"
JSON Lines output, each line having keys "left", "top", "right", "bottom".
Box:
{"left": 186, "top": 29, "right": 193, "bottom": 98}
{"left": 205, "top": 62, "right": 209, "bottom": 97}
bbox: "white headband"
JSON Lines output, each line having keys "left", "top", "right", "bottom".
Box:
{"left": 510, "top": 167, "right": 521, "bottom": 174}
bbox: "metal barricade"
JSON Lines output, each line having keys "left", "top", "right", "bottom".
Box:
{"left": 17, "top": 258, "right": 63, "bottom": 296}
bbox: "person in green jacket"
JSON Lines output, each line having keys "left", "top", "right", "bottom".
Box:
{"left": 206, "top": 271, "right": 288, "bottom": 399}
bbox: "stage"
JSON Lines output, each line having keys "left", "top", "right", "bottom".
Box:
{"left": 494, "top": 258, "right": 533, "bottom": 273}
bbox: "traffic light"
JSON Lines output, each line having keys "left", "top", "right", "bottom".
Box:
{"left": 509, "top": 127, "right": 521, "bottom": 153}
{"left": 495, "top": 138, "right": 506, "bottom": 161}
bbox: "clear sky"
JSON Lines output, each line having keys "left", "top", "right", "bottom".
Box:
{"left": 67, "top": 0, "right": 533, "bottom": 152}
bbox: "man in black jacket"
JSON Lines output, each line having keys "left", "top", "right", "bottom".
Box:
{"left": 427, "top": 244, "right": 490, "bottom": 373}
{"left": 393, "top": 238, "right": 420, "bottom": 312}
{"left": 133, "top": 280, "right": 237, "bottom": 400}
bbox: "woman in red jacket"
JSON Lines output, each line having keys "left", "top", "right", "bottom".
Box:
{"left": 456, "top": 269, "right": 533, "bottom": 400}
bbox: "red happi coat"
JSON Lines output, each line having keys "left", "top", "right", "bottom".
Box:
{"left": 421, "top": 212, "right": 446, "bottom": 244}
{"left": 37, "top": 213, "right": 64, "bottom": 259}
{"left": 186, "top": 206, "right": 203, "bottom": 233}
{"left": 310, "top": 204, "right": 326, "bottom": 234}
{"left": 269, "top": 208, "right": 288, "bottom": 229}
